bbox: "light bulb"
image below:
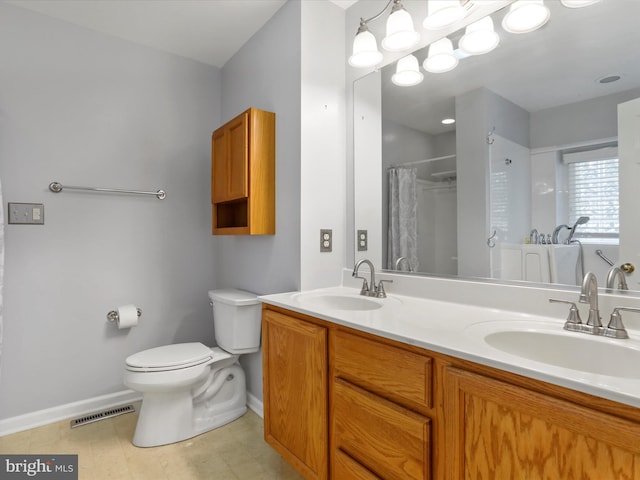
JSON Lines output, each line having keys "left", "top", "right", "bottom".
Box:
{"left": 392, "top": 55, "right": 424, "bottom": 87}
{"left": 459, "top": 16, "right": 500, "bottom": 55}
{"left": 423, "top": 37, "right": 458, "bottom": 73}
{"left": 382, "top": 5, "right": 420, "bottom": 52}
{"left": 502, "top": 0, "right": 550, "bottom": 34}
{"left": 561, "top": 0, "right": 600, "bottom": 7}
{"left": 348, "top": 28, "right": 383, "bottom": 68}
{"left": 423, "top": 0, "right": 467, "bottom": 30}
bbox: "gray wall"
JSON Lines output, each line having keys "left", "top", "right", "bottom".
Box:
{"left": 217, "top": 0, "right": 302, "bottom": 404}
{"left": 530, "top": 88, "right": 640, "bottom": 148}
{"left": 0, "top": 3, "right": 221, "bottom": 419}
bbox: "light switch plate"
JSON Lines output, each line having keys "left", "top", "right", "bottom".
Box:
{"left": 8, "top": 203, "right": 45, "bottom": 225}
{"left": 320, "top": 229, "right": 332, "bottom": 252}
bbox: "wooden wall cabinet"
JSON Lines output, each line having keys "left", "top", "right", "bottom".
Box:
{"left": 262, "top": 305, "right": 640, "bottom": 480}
{"left": 211, "top": 107, "right": 275, "bottom": 235}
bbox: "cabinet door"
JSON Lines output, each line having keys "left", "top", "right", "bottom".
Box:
{"left": 211, "top": 112, "right": 248, "bottom": 203}
{"left": 262, "top": 310, "right": 328, "bottom": 480}
{"left": 444, "top": 367, "right": 640, "bottom": 480}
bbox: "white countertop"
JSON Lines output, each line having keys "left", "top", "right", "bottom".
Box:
{"left": 260, "top": 285, "right": 640, "bottom": 409}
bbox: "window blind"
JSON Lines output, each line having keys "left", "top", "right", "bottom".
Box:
{"left": 567, "top": 157, "right": 619, "bottom": 238}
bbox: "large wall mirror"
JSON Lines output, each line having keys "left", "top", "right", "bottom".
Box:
{"left": 354, "top": 0, "right": 640, "bottom": 293}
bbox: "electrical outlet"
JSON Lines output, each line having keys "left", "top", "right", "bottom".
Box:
{"left": 320, "top": 229, "right": 332, "bottom": 252}
{"left": 8, "top": 203, "right": 45, "bottom": 225}
{"left": 357, "top": 229, "right": 368, "bottom": 251}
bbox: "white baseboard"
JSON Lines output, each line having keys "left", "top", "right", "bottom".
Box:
{"left": 1, "top": 389, "right": 262, "bottom": 437}
{"left": 246, "top": 392, "right": 263, "bottom": 418}
{"left": 0, "top": 390, "right": 142, "bottom": 437}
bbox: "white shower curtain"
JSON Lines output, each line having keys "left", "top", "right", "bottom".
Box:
{"left": 0, "top": 178, "right": 4, "bottom": 377}
{"left": 387, "top": 167, "right": 418, "bottom": 271}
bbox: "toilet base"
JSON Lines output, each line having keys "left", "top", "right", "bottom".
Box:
{"left": 132, "top": 364, "right": 247, "bottom": 447}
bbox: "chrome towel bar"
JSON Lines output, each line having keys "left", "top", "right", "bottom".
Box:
{"left": 595, "top": 249, "right": 614, "bottom": 267}
{"left": 49, "top": 181, "right": 166, "bottom": 200}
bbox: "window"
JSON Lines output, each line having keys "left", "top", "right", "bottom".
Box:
{"left": 564, "top": 144, "right": 619, "bottom": 240}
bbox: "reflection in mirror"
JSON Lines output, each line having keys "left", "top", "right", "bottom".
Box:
{"left": 353, "top": 0, "right": 640, "bottom": 293}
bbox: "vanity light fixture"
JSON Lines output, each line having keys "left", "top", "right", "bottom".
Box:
{"left": 381, "top": 0, "right": 420, "bottom": 52}
{"left": 423, "top": 0, "right": 467, "bottom": 30}
{"left": 423, "top": 37, "right": 459, "bottom": 73}
{"left": 560, "top": 0, "right": 601, "bottom": 7}
{"left": 348, "top": 0, "right": 419, "bottom": 68}
{"left": 442, "top": 118, "right": 456, "bottom": 125}
{"left": 459, "top": 16, "right": 500, "bottom": 55}
{"left": 502, "top": 0, "right": 550, "bottom": 34}
{"left": 391, "top": 54, "right": 424, "bottom": 87}
{"left": 348, "top": 22, "right": 384, "bottom": 68}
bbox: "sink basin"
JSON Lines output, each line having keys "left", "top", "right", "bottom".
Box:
{"left": 294, "top": 293, "right": 384, "bottom": 311}
{"left": 470, "top": 322, "right": 640, "bottom": 379}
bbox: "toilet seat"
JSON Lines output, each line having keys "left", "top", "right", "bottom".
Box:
{"left": 126, "top": 342, "right": 215, "bottom": 372}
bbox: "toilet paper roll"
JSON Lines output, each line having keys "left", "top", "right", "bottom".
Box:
{"left": 117, "top": 304, "right": 139, "bottom": 329}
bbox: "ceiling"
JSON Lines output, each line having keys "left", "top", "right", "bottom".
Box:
{"left": 3, "top": 0, "right": 290, "bottom": 68}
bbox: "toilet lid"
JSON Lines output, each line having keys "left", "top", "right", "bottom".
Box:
{"left": 126, "top": 342, "right": 214, "bottom": 371}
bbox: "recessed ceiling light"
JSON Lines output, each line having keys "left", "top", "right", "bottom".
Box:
{"left": 442, "top": 118, "right": 456, "bottom": 125}
{"left": 599, "top": 75, "right": 621, "bottom": 84}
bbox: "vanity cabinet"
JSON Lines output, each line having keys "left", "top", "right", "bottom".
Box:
{"left": 262, "top": 308, "right": 328, "bottom": 480}
{"left": 261, "top": 304, "right": 640, "bottom": 480}
{"left": 444, "top": 367, "right": 640, "bottom": 479}
{"left": 211, "top": 107, "right": 275, "bottom": 235}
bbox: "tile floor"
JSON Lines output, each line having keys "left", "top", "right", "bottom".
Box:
{"left": 0, "top": 409, "right": 303, "bottom": 480}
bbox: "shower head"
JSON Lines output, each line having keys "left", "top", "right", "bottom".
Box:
{"left": 567, "top": 216, "right": 590, "bottom": 243}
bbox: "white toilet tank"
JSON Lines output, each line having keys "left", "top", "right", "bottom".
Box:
{"left": 208, "top": 289, "right": 262, "bottom": 354}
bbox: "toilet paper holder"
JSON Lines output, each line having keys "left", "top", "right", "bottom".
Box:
{"left": 107, "top": 308, "right": 142, "bottom": 323}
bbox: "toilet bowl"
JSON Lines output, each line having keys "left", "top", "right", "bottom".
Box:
{"left": 123, "top": 289, "right": 261, "bottom": 447}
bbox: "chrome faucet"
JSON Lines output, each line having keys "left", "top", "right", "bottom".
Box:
{"left": 579, "top": 272, "right": 602, "bottom": 330}
{"left": 552, "top": 271, "right": 637, "bottom": 339}
{"left": 395, "top": 256, "right": 413, "bottom": 272}
{"left": 606, "top": 266, "right": 628, "bottom": 290}
{"left": 352, "top": 259, "right": 392, "bottom": 298}
{"left": 552, "top": 224, "right": 571, "bottom": 244}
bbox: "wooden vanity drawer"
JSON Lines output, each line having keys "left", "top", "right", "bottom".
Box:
{"left": 333, "top": 449, "right": 381, "bottom": 480}
{"left": 333, "top": 379, "right": 431, "bottom": 480}
{"left": 332, "top": 329, "right": 433, "bottom": 409}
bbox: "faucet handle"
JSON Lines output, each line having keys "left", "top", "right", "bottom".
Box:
{"left": 604, "top": 306, "right": 640, "bottom": 339}
{"left": 376, "top": 279, "right": 393, "bottom": 298}
{"left": 549, "top": 299, "right": 582, "bottom": 326}
{"left": 355, "top": 277, "right": 370, "bottom": 295}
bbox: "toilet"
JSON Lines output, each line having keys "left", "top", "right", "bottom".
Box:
{"left": 123, "top": 289, "right": 261, "bottom": 447}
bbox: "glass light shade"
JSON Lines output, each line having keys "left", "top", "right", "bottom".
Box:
{"left": 391, "top": 55, "right": 424, "bottom": 87}
{"left": 348, "top": 30, "right": 384, "bottom": 68}
{"left": 423, "top": 0, "right": 467, "bottom": 30}
{"left": 459, "top": 16, "right": 500, "bottom": 55}
{"left": 423, "top": 37, "right": 458, "bottom": 73}
{"left": 560, "top": 0, "right": 600, "bottom": 7}
{"left": 381, "top": 8, "right": 420, "bottom": 52}
{"left": 502, "top": 0, "right": 550, "bottom": 34}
